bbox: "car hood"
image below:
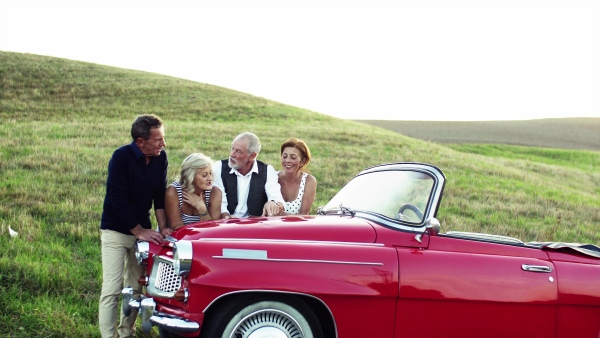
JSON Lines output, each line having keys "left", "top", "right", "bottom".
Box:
{"left": 172, "top": 215, "right": 378, "bottom": 244}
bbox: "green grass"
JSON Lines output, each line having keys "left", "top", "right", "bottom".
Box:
{"left": 1, "top": 51, "right": 599, "bottom": 337}
{"left": 447, "top": 144, "right": 600, "bottom": 172}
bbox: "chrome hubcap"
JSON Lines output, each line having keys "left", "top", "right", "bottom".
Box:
{"left": 233, "top": 309, "right": 304, "bottom": 338}
{"left": 247, "top": 327, "right": 288, "bottom": 338}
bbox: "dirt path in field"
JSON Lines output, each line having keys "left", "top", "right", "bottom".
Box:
{"left": 355, "top": 118, "right": 600, "bottom": 151}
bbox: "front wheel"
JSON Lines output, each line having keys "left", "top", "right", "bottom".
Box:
{"left": 205, "top": 298, "right": 323, "bottom": 338}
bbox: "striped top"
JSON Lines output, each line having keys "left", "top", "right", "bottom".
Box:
{"left": 171, "top": 181, "right": 211, "bottom": 225}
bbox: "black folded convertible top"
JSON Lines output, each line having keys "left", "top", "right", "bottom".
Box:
{"left": 527, "top": 242, "right": 600, "bottom": 259}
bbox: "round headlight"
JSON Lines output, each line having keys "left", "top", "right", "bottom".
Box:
{"left": 173, "top": 240, "right": 193, "bottom": 277}
{"left": 135, "top": 241, "right": 150, "bottom": 265}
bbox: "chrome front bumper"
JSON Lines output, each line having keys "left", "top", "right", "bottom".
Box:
{"left": 121, "top": 287, "right": 199, "bottom": 334}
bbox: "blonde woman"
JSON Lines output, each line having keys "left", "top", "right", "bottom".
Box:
{"left": 278, "top": 138, "right": 317, "bottom": 215}
{"left": 165, "top": 153, "right": 222, "bottom": 231}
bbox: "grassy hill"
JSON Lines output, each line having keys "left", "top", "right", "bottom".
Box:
{"left": 1, "top": 51, "right": 599, "bottom": 337}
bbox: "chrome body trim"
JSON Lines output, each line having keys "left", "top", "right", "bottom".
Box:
{"left": 199, "top": 237, "right": 385, "bottom": 247}
{"left": 140, "top": 298, "right": 155, "bottom": 333}
{"left": 180, "top": 288, "right": 189, "bottom": 303}
{"left": 213, "top": 252, "right": 383, "bottom": 266}
{"left": 150, "top": 314, "right": 200, "bottom": 334}
{"left": 173, "top": 240, "right": 193, "bottom": 277}
{"left": 121, "top": 287, "right": 138, "bottom": 317}
{"left": 222, "top": 248, "right": 268, "bottom": 259}
{"left": 122, "top": 287, "right": 200, "bottom": 335}
{"left": 135, "top": 241, "right": 150, "bottom": 265}
{"left": 445, "top": 231, "right": 524, "bottom": 245}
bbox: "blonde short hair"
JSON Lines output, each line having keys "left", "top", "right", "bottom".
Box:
{"left": 179, "top": 153, "right": 213, "bottom": 192}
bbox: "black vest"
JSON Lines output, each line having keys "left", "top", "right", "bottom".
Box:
{"left": 220, "top": 159, "right": 268, "bottom": 216}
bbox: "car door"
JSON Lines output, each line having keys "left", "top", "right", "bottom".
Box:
{"left": 547, "top": 251, "right": 600, "bottom": 338}
{"left": 394, "top": 234, "right": 557, "bottom": 338}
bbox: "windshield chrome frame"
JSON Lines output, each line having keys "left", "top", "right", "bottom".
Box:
{"left": 320, "top": 162, "right": 446, "bottom": 231}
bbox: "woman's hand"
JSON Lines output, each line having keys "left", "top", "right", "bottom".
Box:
{"left": 182, "top": 191, "right": 208, "bottom": 213}
{"left": 160, "top": 227, "right": 173, "bottom": 237}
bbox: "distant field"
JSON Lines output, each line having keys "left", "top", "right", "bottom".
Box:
{"left": 356, "top": 118, "right": 600, "bottom": 151}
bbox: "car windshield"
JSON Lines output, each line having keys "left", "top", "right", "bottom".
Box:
{"left": 321, "top": 169, "right": 435, "bottom": 224}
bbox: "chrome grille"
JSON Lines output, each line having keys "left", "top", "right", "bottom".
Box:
{"left": 147, "top": 256, "right": 181, "bottom": 298}
{"left": 155, "top": 261, "right": 181, "bottom": 293}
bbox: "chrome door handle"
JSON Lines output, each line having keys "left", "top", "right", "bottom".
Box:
{"left": 522, "top": 264, "right": 552, "bottom": 273}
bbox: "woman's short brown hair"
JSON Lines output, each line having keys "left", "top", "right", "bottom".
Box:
{"left": 280, "top": 137, "right": 311, "bottom": 170}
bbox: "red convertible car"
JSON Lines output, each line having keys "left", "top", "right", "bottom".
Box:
{"left": 122, "top": 162, "right": 600, "bottom": 338}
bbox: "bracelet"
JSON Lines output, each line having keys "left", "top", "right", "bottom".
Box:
{"left": 199, "top": 212, "right": 208, "bottom": 217}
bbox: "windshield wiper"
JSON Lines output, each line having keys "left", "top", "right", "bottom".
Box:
{"left": 339, "top": 204, "right": 355, "bottom": 216}
{"left": 317, "top": 204, "right": 356, "bottom": 216}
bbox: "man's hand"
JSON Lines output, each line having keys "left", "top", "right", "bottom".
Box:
{"left": 131, "top": 225, "right": 164, "bottom": 245}
{"left": 137, "top": 229, "right": 164, "bottom": 244}
{"left": 262, "top": 201, "right": 285, "bottom": 216}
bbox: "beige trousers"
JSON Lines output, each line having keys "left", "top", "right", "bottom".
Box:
{"left": 99, "top": 230, "right": 144, "bottom": 338}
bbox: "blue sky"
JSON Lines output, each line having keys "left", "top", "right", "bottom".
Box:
{"left": 1, "top": 0, "right": 599, "bottom": 120}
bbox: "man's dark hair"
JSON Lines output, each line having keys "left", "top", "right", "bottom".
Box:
{"left": 131, "top": 114, "right": 163, "bottom": 141}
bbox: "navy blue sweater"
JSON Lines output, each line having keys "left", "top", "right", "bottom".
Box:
{"left": 100, "top": 142, "right": 168, "bottom": 235}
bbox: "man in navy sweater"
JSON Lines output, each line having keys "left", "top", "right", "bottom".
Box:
{"left": 99, "top": 114, "right": 169, "bottom": 338}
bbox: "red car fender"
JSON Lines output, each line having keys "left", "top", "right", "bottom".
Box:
{"left": 184, "top": 238, "right": 400, "bottom": 338}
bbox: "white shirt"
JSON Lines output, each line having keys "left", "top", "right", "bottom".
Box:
{"left": 212, "top": 160, "right": 284, "bottom": 218}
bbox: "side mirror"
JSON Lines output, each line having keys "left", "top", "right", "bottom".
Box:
{"left": 415, "top": 218, "right": 440, "bottom": 243}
